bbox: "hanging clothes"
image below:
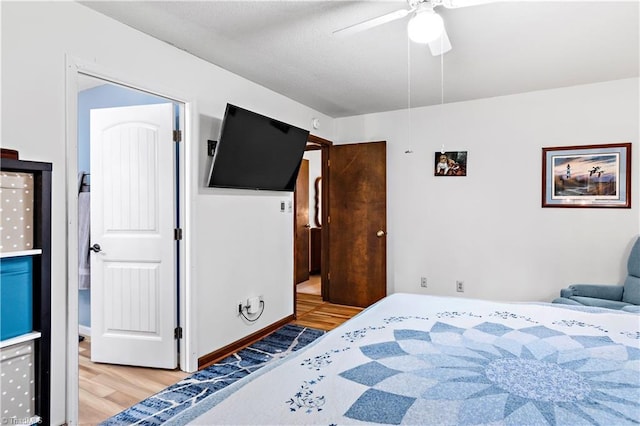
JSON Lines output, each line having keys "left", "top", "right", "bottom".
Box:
{"left": 78, "top": 172, "right": 91, "bottom": 290}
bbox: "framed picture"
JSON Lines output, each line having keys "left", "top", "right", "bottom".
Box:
{"left": 434, "top": 151, "right": 467, "bottom": 176}
{"left": 542, "top": 142, "right": 631, "bottom": 208}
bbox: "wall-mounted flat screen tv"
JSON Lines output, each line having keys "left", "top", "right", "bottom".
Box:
{"left": 207, "top": 104, "right": 310, "bottom": 191}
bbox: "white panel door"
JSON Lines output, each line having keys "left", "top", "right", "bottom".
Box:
{"left": 90, "top": 103, "right": 177, "bottom": 369}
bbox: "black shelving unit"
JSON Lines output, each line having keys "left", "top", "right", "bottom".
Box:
{"left": 0, "top": 158, "right": 52, "bottom": 425}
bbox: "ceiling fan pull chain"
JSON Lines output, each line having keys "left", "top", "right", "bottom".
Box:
{"left": 406, "top": 34, "right": 414, "bottom": 154}
{"left": 441, "top": 40, "right": 445, "bottom": 105}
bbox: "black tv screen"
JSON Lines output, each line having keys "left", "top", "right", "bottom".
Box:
{"left": 207, "top": 104, "right": 310, "bottom": 191}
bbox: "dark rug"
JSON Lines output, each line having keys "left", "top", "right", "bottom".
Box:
{"left": 100, "top": 324, "right": 324, "bottom": 425}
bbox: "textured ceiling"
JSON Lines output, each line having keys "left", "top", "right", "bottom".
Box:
{"left": 80, "top": 1, "right": 639, "bottom": 118}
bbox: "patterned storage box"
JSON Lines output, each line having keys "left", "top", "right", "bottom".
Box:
{"left": 0, "top": 256, "right": 33, "bottom": 340}
{"left": 0, "top": 172, "right": 34, "bottom": 252}
{"left": 0, "top": 341, "right": 36, "bottom": 421}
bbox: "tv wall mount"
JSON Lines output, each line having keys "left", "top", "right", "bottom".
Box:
{"left": 207, "top": 140, "right": 217, "bottom": 157}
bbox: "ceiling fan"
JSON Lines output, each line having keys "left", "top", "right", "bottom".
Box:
{"left": 333, "top": 0, "right": 499, "bottom": 56}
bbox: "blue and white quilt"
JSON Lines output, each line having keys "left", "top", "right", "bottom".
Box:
{"left": 173, "top": 294, "right": 640, "bottom": 425}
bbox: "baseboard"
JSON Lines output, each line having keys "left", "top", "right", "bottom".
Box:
{"left": 197, "top": 314, "right": 295, "bottom": 370}
{"left": 79, "top": 325, "right": 91, "bottom": 337}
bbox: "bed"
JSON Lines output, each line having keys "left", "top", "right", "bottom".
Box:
{"left": 169, "top": 293, "right": 640, "bottom": 425}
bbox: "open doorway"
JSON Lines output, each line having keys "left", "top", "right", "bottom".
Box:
{"left": 75, "top": 74, "right": 186, "bottom": 423}
{"left": 294, "top": 138, "right": 387, "bottom": 309}
{"left": 295, "top": 151, "right": 321, "bottom": 297}
{"left": 294, "top": 136, "right": 331, "bottom": 302}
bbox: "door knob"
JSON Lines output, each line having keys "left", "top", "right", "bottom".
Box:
{"left": 304, "top": 224, "right": 311, "bottom": 229}
{"left": 90, "top": 243, "right": 102, "bottom": 253}
{"left": 376, "top": 230, "right": 386, "bottom": 238}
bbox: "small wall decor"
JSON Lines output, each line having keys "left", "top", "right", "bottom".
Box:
{"left": 542, "top": 142, "right": 631, "bottom": 208}
{"left": 434, "top": 151, "right": 467, "bottom": 176}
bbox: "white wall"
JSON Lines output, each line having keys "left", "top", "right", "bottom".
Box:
{"left": 336, "top": 78, "right": 640, "bottom": 302}
{"left": 1, "top": 2, "right": 333, "bottom": 423}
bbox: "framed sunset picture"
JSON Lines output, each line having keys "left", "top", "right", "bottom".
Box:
{"left": 542, "top": 142, "right": 631, "bottom": 208}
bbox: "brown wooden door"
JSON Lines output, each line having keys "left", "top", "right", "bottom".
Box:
{"left": 294, "top": 159, "right": 310, "bottom": 284}
{"left": 327, "top": 141, "right": 386, "bottom": 307}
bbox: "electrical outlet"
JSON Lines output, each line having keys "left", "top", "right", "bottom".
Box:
{"left": 420, "top": 277, "right": 428, "bottom": 288}
{"left": 456, "top": 280, "right": 464, "bottom": 292}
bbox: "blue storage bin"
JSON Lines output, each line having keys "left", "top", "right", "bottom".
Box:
{"left": 0, "top": 256, "right": 33, "bottom": 340}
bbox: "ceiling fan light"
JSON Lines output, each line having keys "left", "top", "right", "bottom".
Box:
{"left": 407, "top": 9, "right": 444, "bottom": 44}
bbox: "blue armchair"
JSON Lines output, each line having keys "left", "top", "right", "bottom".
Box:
{"left": 553, "top": 236, "right": 640, "bottom": 313}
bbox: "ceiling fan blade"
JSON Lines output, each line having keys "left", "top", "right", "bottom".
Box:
{"left": 428, "top": 27, "right": 452, "bottom": 56}
{"left": 333, "top": 8, "right": 412, "bottom": 37}
{"left": 440, "top": 0, "right": 501, "bottom": 8}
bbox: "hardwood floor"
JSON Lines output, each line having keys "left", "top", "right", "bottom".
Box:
{"left": 78, "top": 339, "right": 188, "bottom": 425}
{"left": 293, "top": 293, "right": 363, "bottom": 331}
{"left": 294, "top": 274, "right": 363, "bottom": 331}
{"left": 79, "top": 288, "right": 361, "bottom": 425}
{"left": 296, "top": 274, "right": 321, "bottom": 295}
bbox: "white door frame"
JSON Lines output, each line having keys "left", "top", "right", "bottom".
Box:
{"left": 65, "top": 56, "right": 197, "bottom": 425}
